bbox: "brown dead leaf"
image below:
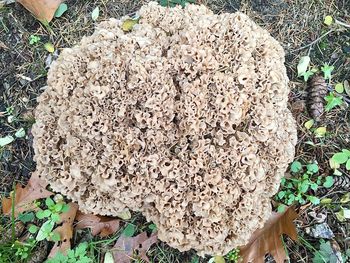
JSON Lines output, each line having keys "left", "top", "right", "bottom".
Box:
{"left": 75, "top": 211, "right": 120, "bottom": 237}
{"left": 113, "top": 232, "right": 158, "bottom": 263}
{"left": 48, "top": 202, "right": 78, "bottom": 258}
{"left": 239, "top": 206, "right": 298, "bottom": 263}
{"left": 1, "top": 172, "right": 53, "bottom": 216}
{"left": 18, "top": 0, "right": 62, "bottom": 23}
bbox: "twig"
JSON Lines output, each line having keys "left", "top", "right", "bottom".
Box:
{"left": 335, "top": 18, "right": 350, "bottom": 28}
{"left": 292, "top": 29, "right": 334, "bottom": 52}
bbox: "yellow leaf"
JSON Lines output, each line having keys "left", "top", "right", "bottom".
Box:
{"left": 214, "top": 256, "right": 225, "bottom": 263}
{"left": 121, "top": 19, "right": 138, "bottom": 32}
{"left": 44, "top": 42, "right": 55, "bottom": 53}
{"left": 329, "top": 158, "right": 340, "bottom": 169}
{"left": 304, "top": 119, "right": 314, "bottom": 130}
{"left": 314, "top": 127, "right": 326, "bottom": 137}
{"left": 115, "top": 209, "right": 131, "bottom": 220}
{"left": 334, "top": 83, "right": 344, "bottom": 93}
{"left": 324, "top": 15, "right": 333, "bottom": 26}
{"left": 320, "top": 198, "right": 332, "bottom": 204}
{"left": 340, "top": 193, "right": 350, "bottom": 203}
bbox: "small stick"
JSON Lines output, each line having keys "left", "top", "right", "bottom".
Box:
{"left": 292, "top": 29, "right": 334, "bottom": 52}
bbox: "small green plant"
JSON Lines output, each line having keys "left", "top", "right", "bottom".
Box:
{"left": 276, "top": 161, "right": 334, "bottom": 211}
{"left": 329, "top": 149, "right": 350, "bottom": 175}
{"left": 225, "top": 248, "right": 240, "bottom": 262}
{"left": 29, "top": 35, "right": 41, "bottom": 45}
{"left": 46, "top": 242, "right": 93, "bottom": 263}
{"left": 159, "top": 0, "right": 195, "bottom": 7}
{"left": 312, "top": 240, "right": 343, "bottom": 263}
{"left": 13, "top": 239, "right": 36, "bottom": 260}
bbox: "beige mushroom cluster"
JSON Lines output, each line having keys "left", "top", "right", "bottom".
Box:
{"left": 32, "top": 2, "right": 297, "bottom": 256}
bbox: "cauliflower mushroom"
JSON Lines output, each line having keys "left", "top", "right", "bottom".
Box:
{"left": 32, "top": 2, "right": 297, "bottom": 256}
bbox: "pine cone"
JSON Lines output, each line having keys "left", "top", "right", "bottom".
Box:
{"left": 307, "top": 75, "right": 328, "bottom": 120}
{"left": 332, "top": 175, "right": 350, "bottom": 190}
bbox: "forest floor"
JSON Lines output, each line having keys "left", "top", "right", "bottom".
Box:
{"left": 0, "top": 0, "right": 350, "bottom": 262}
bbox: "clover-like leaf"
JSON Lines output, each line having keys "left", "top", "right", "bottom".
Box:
{"left": 323, "top": 176, "right": 334, "bottom": 188}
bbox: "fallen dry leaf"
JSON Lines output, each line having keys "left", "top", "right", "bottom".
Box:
{"left": 239, "top": 206, "right": 298, "bottom": 263}
{"left": 113, "top": 232, "right": 158, "bottom": 263}
{"left": 18, "top": 0, "right": 63, "bottom": 23}
{"left": 1, "top": 172, "right": 53, "bottom": 216}
{"left": 75, "top": 211, "right": 120, "bottom": 237}
{"left": 48, "top": 202, "right": 78, "bottom": 258}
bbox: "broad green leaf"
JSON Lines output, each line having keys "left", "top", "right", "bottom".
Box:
{"left": 0, "top": 135, "right": 15, "bottom": 147}
{"left": 53, "top": 203, "right": 63, "bottom": 212}
{"left": 36, "top": 209, "right": 51, "bottom": 219}
{"left": 54, "top": 3, "right": 68, "bottom": 18}
{"left": 121, "top": 19, "right": 138, "bottom": 32}
{"left": 307, "top": 195, "right": 320, "bottom": 205}
{"left": 148, "top": 223, "right": 157, "bottom": 233}
{"left": 325, "top": 92, "right": 343, "bottom": 111}
{"left": 44, "top": 42, "right": 55, "bottom": 53}
{"left": 18, "top": 212, "right": 35, "bottom": 223}
{"left": 277, "top": 204, "right": 287, "bottom": 213}
{"left": 104, "top": 252, "right": 114, "bottom": 263}
{"left": 51, "top": 213, "right": 60, "bottom": 222}
{"left": 28, "top": 224, "right": 39, "bottom": 234}
{"left": 321, "top": 63, "right": 334, "bottom": 80}
{"left": 336, "top": 209, "right": 346, "bottom": 222}
{"left": 290, "top": 161, "right": 302, "bottom": 173}
{"left": 323, "top": 176, "right": 334, "bottom": 188}
{"left": 335, "top": 83, "right": 344, "bottom": 93}
{"left": 304, "top": 119, "right": 314, "bottom": 130}
{"left": 346, "top": 159, "right": 350, "bottom": 170}
{"left": 306, "top": 163, "right": 319, "bottom": 173}
{"left": 297, "top": 56, "right": 310, "bottom": 77}
{"left": 75, "top": 242, "right": 88, "bottom": 257}
{"left": 310, "top": 183, "right": 318, "bottom": 191}
{"left": 331, "top": 152, "right": 348, "bottom": 164}
{"left": 342, "top": 149, "right": 350, "bottom": 156}
{"left": 36, "top": 220, "right": 54, "bottom": 241}
{"left": 314, "top": 127, "right": 326, "bottom": 137}
{"left": 324, "top": 15, "right": 333, "bottom": 26}
{"left": 91, "top": 7, "right": 99, "bottom": 21}
{"left": 51, "top": 232, "right": 61, "bottom": 242}
{"left": 277, "top": 191, "right": 286, "bottom": 199}
{"left": 122, "top": 223, "right": 136, "bottom": 237}
{"left": 45, "top": 197, "right": 55, "bottom": 208}
{"left": 15, "top": 128, "right": 26, "bottom": 138}
{"left": 300, "top": 180, "right": 309, "bottom": 193}
{"left": 302, "top": 70, "right": 314, "bottom": 82}
{"left": 329, "top": 158, "right": 340, "bottom": 169}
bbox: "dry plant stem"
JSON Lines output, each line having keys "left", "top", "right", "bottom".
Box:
{"left": 292, "top": 29, "right": 334, "bottom": 53}
{"left": 335, "top": 19, "right": 350, "bottom": 28}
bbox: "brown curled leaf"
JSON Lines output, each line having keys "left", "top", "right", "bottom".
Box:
{"left": 239, "top": 206, "right": 298, "bottom": 263}
{"left": 75, "top": 211, "right": 120, "bottom": 237}
{"left": 1, "top": 172, "right": 53, "bottom": 216}
{"left": 17, "top": 0, "right": 63, "bottom": 23}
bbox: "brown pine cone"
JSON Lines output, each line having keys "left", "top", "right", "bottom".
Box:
{"left": 307, "top": 75, "right": 328, "bottom": 120}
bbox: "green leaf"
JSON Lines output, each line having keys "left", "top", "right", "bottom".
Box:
{"left": 61, "top": 204, "right": 70, "bottom": 213}
{"left": 18, "top": 212, "right": 35, "bottom": 223}
{"left": 307, "top": 195, "right": 320, "bottom": 205}
{"left": 0, "top": 135, "right": 15, "bottom": 147}
{"left": 54, "top": 3, "right": 68, "bottom": 18}
{"left": 320, "top": 198, "right": 333, "bottom": 204}
{"left": 323, "top": 176, "right": 334, "bottom": 188}
{"left": 331, "top": 152, "right": 349, "bottom": 164}
{"left": 325, "top": 92, "right": 343, "bottom": 111}
{"left": 324, "top": 15, "right": 333, "bottom": 26}
{"left": 277, "top": 204, "right": 287, "bottom": 213}
{"left": 36, "top": 209, "right": 51, "bottom": 219}
{"left": 15, "top": 128, "right": 26, "bottom": 138}
{"left": 302, "top": 70, "right": 315, "bottom": 82}
{"left": 91, "top": 7, "right": 99, "bottom": 21}
{"left": 36, "top": 220, "right": 54, "bottom": 241}
{"left": 346, "top": 159, "right": 350, "bottom": 170}
{"left": 51, "top": 232, "right": 61, "bottom": 242}
{"left": 335, "top": 83, "right": 344, "bottom": 93}
{"left": 340, "top": 193, "right": 350, "bottom": 203}
{"left": 306, "top": 163, "right": 319, "bottom": 173}
{"left": 277, "top": 191, "right": 286, "bottom": 199}
{"left": 53, "top": 203, "right": 63, "bottom": 212}
{"left": 75, "top": 242, "right": 88, "bottom": 257}
{"left": 51, "top": 213, "right": 60, "bottom": 222}
{"left": 148, "top": 223, "right": 157, "bottom": 233}
{"left": 321, "top": 63, "right": 334, "bottom": 80}
{"left": 304, "top": 119, "right": 314, "bottom": 130}
{"left": 297, "top": 56, "right": 311, "bottom": 77}
{"left": 290, "top": 161, "right": 302, "bottom": 173}
{"left": 300, "top": 180, "right": 310, "bottom": 193}
{"left": 122, "top": 223, "right": 136, "bottom": 237}
{"left": 45, "top": 197, "right": 55, "bottom": 208}
{"left": 314, "top": 127, "right": 327, "bottom": 137}
{"left": 333, "top": 169, "right": 342, "bottom": 176}
{"left": 310, "top": 183, "right": 318, "bottom": 191}
{"left": 28, "top": 224, "right": 39, "bottom": 234}
{"left": 213, "top": 256, "right": 225, "bottom": 263}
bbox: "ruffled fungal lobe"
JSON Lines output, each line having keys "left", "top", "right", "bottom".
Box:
{"left": 32, "top": 2, "right": 297, "bottom": 256}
